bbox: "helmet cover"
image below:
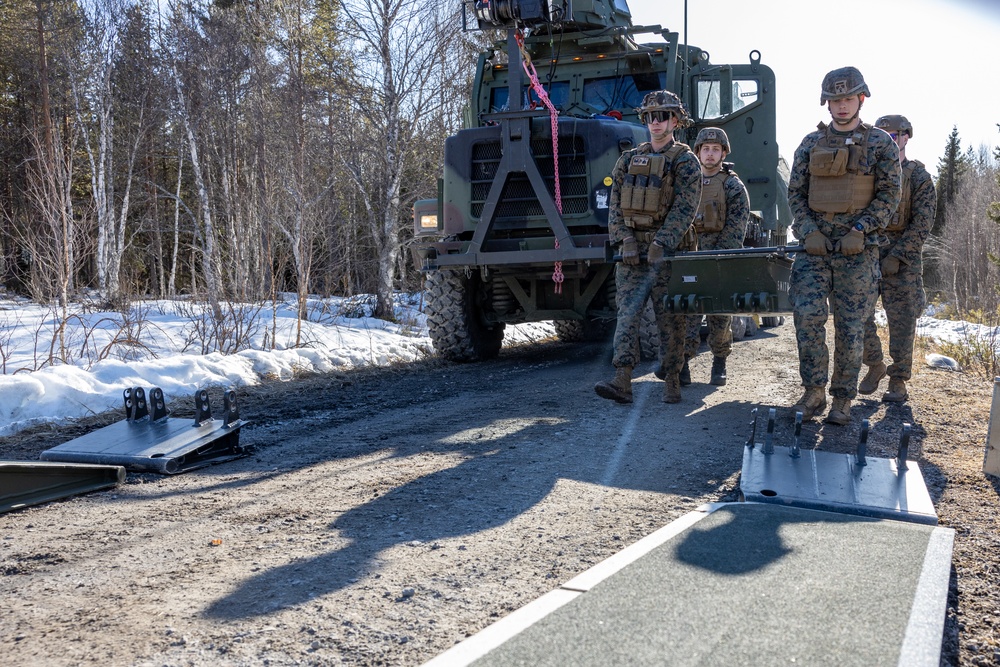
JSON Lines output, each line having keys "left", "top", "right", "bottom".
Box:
{"left": 693, "top": 127, "right": 731, "bottom": 154}
{"left": 635, "top": 90, "right": 691, "bottom": 126}
{"left": 820, "top": 66, "right": 871, "bottom": 104}
{"left": 875, "top": 114, "right": 913, "bottom": 138}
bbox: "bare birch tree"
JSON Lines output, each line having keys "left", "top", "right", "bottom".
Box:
{"left": 164, "top": 1, "right": 225, "bottom": 321}
{"left": 337, "top": 0, "right": 460, "bottom": 318}
{"left": 69, "top": 0, "right": 161, "bottom": 304}
{"left": 934, "top": 145, "right": 1000, "bottom": 314}
{"left": 21, "top": 0, "right": 86, "bottom": 361}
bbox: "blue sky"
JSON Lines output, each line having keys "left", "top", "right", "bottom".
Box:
{"left": 626, "top": 0, "right": 1000, "bottom": 175}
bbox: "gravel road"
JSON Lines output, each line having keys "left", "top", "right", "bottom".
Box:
{"left": 1, "top": 323, "right": 997, "bottom": 666}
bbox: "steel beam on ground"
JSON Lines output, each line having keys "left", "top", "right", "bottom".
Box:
{"left": 1, "top": 461, "right": 124, "bottom": 514}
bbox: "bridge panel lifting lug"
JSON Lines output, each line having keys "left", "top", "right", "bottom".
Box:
{"left": 40, "top": 387, "right": 250, "bottom": 475}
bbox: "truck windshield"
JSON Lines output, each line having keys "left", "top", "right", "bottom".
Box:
{"left": 488, "top": 73, "right": 665, "bottom": 117}
{"left": 490, "top": 82, "right": 572, "bottom": 112}
{"left": 696, "top": 78, "right": 759, "bottom": 120}
{"left": 582, "top": 74, "right": 665, "bottom": 114}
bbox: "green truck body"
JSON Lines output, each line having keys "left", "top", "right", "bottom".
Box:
{"left": 411, "top": 0, "right": 792, "bottom": 361}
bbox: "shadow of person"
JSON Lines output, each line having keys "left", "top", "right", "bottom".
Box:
{"left": 672, "top": 502, "right": 878, "bottom": 575}
{"left": 203, "top": 421, "right": 566, "bottom": 619}
{"left": 673, "top": 504, "right": 792, "bottom": 574}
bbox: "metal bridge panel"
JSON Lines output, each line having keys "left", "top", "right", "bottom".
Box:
{"left": 740, "top": 445, "right": 938, "bottom": 525}
{"left": 39, "top": 418, "right": 246, "bottom": 474}
{"left": 1, "top": 461, "right": 125, "bottom": 514}
{"left": 39, "top": 387, "right": 248, "bottom": 475}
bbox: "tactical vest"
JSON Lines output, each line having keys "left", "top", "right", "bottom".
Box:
{"left": 694, "top": 166, "right": 734, "bottom": 233}
{"left": 885, "top": 160, "right": 921, "bottom": 232}
{"left": 620, "top": 143, "right": 689, "bottom": 231}
{"left": 807, "top": 123, "right": 876, "bottom": 217}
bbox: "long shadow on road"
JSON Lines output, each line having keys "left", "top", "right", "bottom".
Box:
{"left": 201, "top": 342, "right": 766, "bottom": 620}
{"left": 196, "top": 337, "right": 943, "bottom": 622}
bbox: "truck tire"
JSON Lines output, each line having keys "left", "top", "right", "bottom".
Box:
{"left": 424, "top": 269, "right": 504, "bottom": 362}
{"left": 554, "top": 318, "right": 614, "bottom": 342}
{"left": 761, "top": 315, "right": 784, "bottom": 327}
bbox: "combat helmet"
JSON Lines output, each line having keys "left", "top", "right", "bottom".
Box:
{"left": 693, "top": 127, "right": 730, "bottom": 154}
{"left": 820, "top": 66, "right": 871, "bottom": 105}
{"left": 875, "top": 114, "right": 913, "bottom": 138}
{"left": 636, "top": 90, "right": 691, "bottom": 127}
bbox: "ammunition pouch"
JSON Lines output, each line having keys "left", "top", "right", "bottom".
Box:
{"left": 695, "top": 171, "right": 728, "bottom": 233}
{"left": 809, "top": 146, "right": 849, "bottom": 177}
{"left": 679, "top": 225, "right": 698, "bottom": 251}
{"left": 621, "top": 144, "right": 687, "bottom": 230}
{"left": 807, "top": 124, "right": 876, "bottom": 215}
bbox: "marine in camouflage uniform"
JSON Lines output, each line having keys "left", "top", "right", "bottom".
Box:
{"left": 787, "top": 67, "right": 901, "bottom": 425}
{"left": 681, "top": 127, "right": 751, "bottom": 387}
{"left": 594, "top": 90, "right": 702, "bottom": 404}
{"left": 858, "top": 115, "right": 936, "bottom": 403}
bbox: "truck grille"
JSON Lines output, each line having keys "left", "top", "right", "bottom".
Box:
{"left": 470, "top": 136, "right": 589, "bottom": 221}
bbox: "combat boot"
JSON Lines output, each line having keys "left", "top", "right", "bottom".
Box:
{"left": 825, "top": 397, "right": 852, "bottom": 425}
{"left": 858, "top": 361, "right": 887, "bottom": 395}
{"left": 791, "top": 387, "right": 827, "bottom": 421}
{"left": 882, "top": 377, "right": 908, "bottom": 403}
{"left": 679, "top": 360, "right": 691, "bottom": 386}
{"left": 663, "top": 374, "right": 681, "bottom": 403}
{"left": 595, "top": 366, "right": 633, "bottom": 404}
{"left": 710, "top": 356, "right": 727, "bottom": 386}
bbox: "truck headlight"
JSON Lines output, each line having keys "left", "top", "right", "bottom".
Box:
{"left": 419, "top": 213, "right": 438, "bottom": 231}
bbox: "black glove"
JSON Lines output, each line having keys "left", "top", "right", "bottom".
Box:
{"left": 621, "top": 237, "right": 640, "bottom": 266}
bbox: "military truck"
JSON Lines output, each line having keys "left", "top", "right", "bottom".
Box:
{"left": 411, "top": 0, "right": 792, "bottom": 362}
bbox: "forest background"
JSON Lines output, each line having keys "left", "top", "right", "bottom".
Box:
{"left": 0, "top": 0, "right": 998, "bottom": 374}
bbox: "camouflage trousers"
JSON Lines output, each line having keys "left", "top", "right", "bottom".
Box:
{"left": 790, "top": 247, "right": 879, "bottom": 400}
{"left": 684, "top": 315, "right": 732, "bottom": 360}
{"left": 863, "top": 254, "right": 926, "bottom": 381}
{"left": 611, "top": 258, "right": 687, "bottom": 373}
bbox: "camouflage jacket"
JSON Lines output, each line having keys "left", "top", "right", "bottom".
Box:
{"left": 886, "top": 158, "right": 936, "bottom": 267}
{"left": 698, "top": 168, "right": 751, "bottom": 251}
{"left": 608, "top": 140, "right": 702, "bottom": 251}
{"left": 788, "top": 122, "right": 901, "bottom": 243}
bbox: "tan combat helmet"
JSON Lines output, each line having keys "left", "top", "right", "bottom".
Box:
{"left": 635, "top": 90, "right": 691, "bottom": 127}
{"left": 875, "top": 114, "right": 914, "bottom": 138}
{"left": 820, "top": 66, "right": 871, "bottom": 104}
{"left": 693, "top": 127, "right": 730, "bottom": 154}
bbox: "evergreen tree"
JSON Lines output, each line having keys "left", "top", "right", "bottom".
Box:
{"left": 933, "top": 126, "right": 969, "bottom": 238}
{"left": 924, "top": 126, "right": 969, "bottom": 296}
